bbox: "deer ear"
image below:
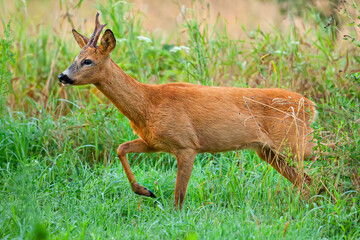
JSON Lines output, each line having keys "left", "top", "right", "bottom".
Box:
{"left": 72, "top": 29, "right": 89, "bottom": 49}
{"left": 99, "top": 29, "right": 116, "bottom": 54}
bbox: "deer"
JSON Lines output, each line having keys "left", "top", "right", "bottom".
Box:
{"left": 59, "top": 13, "right": 317, "bottom": 211}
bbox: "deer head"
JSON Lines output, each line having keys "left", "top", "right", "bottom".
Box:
{"left": 58, "top": 13, "right": 116, "bottom": 85}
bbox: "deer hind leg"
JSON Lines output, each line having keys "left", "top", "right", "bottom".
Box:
{"left": 304, "top": 141, "right": 317, "bottom": 161}
{"left": 256, "top": 147, "right": 312, "bottom": 187}
{"left": 174, "top": 149, "right": 197, "bottom": 211}
{"left": 117, "top": 138, "right": 157, "bottom": 198}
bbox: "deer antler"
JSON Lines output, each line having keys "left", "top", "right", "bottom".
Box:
{"left": 87, "top": 12, "right": 107, "bottom": 47}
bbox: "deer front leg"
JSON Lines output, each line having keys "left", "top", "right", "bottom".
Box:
{"left": 117, "top": 138, "right": 157, "bottom": 198}
{"left": 174, "top": 149, "right": 197, "bottom": 211}
{"left": 256, "top": 148, "right": 312, "bottom": 187}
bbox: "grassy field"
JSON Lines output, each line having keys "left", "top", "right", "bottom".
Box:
{"left": 1, "top": 0, "right": 359, "bottom": 239}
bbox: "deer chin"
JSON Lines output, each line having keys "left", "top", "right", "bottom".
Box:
{"left": 66, "top": 80, "right": 92, "bottom": 86}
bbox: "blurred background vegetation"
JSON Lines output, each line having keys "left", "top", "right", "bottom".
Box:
{"left": 1, "top": 0, "right": 359, "bottom": 109}
{"left": 0, "top": 0, "right": 359, "bottom": 239}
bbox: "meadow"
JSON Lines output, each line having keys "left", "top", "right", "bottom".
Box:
{"left": 0, "top": 0, "right": 359, "bottom": 239}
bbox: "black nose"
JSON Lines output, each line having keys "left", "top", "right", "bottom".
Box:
{"left": 58, "top": 73, "right": 66, "bottom": 81}
{"left": 58, "top": 73, "right": 74, "bottom": 84}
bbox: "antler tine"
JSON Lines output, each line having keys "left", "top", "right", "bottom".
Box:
{"left": 88, "top": 12, "right": 107, "bottom": 47}
{"left": 92, "top": 23, "right": 107, "bottom": 47}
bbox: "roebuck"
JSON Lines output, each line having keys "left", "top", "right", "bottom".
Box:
{"left": 59, "top": 13, "right": 317, "bottom": 211}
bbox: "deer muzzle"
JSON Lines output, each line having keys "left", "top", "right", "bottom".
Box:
{"left": 58, "top": 73, "right": 75, "bottom": 85}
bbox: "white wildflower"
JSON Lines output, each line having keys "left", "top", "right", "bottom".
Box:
{"left": 136, "top": 36, "right": 152, "bottom": 43}
{"left": 274, "top": 50, "right": 287, "bottom": 55}
{"left": 116, "top": 38, "right": 127, "bottom": 43}
{"left": 242, "top": 61, "right": 247, "bottom": 70}
{"left": 170, "top": 45, "right": 190, "bottom": 53}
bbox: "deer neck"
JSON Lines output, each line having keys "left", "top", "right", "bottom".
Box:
{"left": 95, "top": 60, "right": 148, "bottom": 127}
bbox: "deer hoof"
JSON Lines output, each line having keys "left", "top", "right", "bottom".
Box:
{"left": 144, "top": 187, "right": 156, "bottom": 198}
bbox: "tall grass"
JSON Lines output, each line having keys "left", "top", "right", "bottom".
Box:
{"left": 0, "top": 21, "right": 14, "bottom": 115}
{"left": 0, "top": 0, "right": 359, "bottom": 239}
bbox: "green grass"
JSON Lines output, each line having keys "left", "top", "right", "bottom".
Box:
{"left": 0, "top": 0, "right": 359, "bottom": 239}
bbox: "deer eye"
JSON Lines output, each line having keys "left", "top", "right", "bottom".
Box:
{"left": 83, "top": 59, "right": 92, "bottom": 65}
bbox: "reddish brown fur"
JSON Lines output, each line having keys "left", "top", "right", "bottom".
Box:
{"left": 60, "top": 14, "right": 317, "bottom": 211}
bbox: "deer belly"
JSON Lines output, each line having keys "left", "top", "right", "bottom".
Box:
{"left": 194, "top": 115, "right": 262, "bottom": 153}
